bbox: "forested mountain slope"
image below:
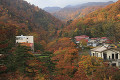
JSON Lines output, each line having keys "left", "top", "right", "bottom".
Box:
{"left": 1, "top": 0, "right": 120, "bottom": 80}
{"left": 0, "top": 0, "right": 63, "bottom": 43}
{"left": 51, "top": 1, "right": 114, "bottom": 21}
{"left": 62, "top": 0, "right": 120, "bottom": 42}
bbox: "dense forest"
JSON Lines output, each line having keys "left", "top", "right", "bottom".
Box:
{"left": 0, "top": 0, "right": 64, "bottom": 42}
{"left": 0, "top": 0, "right": 120, "bottom": 80}
{"left": 60, "top": 0, "right": 120, "bottom": 42}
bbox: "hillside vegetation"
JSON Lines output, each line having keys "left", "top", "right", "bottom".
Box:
{"left": 0, "top": 0, "right": 63, "bottom": 43}
{"left": 1, "top": 0, "right": 120, "bottom": 80}
{"left": 61, "top": 0, "right": 120, "bottom": 42}
{"left": 51, "top": 1, "right": 114, "bottom": 21}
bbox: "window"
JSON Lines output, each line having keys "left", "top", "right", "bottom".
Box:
{"left": 93, "top": 53, "right": 94, "bottom": 56}
{"left": 20, "top": 37, "right": 23, "bottom": 40}
{"left": 112, "top": 54, "right": 114, "bottom": 59}
{"left": 97, "top": 53, "right": 98, "bottom": 57}
{"left": 118, "top": 62, "right": 120, "bottom": 66}
{"left": 115, "top": 53, "right": 118, "bottom": 59}
{"left": 109, "top": 56, "right": 110, "bottom": 59}
{"left": 16, "top": 37, "right": 23, "bottom": 40}
{"left": 103, "top": 53, "right": 107, "bottom": 60}
{"left": 16, "top": 37, "right": 19, "bottom": 40}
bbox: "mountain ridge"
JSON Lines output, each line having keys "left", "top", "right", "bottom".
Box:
{"left": 43, "top": 7, "right": 61, "bottom": 13}
{"left": 44, "top": 1, "right": 114, "bottom": 21}
{"left": 0, "top": 0, "right": 63, "bottom": 42}
{"left": 62, "top": 0, "right": 120, "bottom": 41}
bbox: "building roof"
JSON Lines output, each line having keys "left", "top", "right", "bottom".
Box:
{"left": 75, "top": 35, "right": 89, "bottom": 41}
{"left": 91, "top": 38, "right": 98, "bottom": 40}
{"left": 75, "top": 35, "right": 89, "bottom": 39}
{"left": 76, "top": 38, "right": 88, "bottom": 42}
{"left": 88, "top": 39, "right": 97, "bottom": 43}
{"left": 91, "top": 45, "right": 120, "bottom": 52}
{"left": 91, "top": 46, "right": 108, "bottom": 52}
{"left": 101, "top": 37, "right": 107, "bottom": 39}
{"left": 16, "top": 35, "right": 33, "bottom": 37}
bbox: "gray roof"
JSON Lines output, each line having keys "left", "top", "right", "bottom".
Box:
{"left": 91, "top": 46, "right": 108, "bottom": 52}
{"left": 91, "top": 45, "right": 120, "bottom": 53}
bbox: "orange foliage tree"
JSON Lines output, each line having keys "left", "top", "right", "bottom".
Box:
{"left": 52, "top": 47, "right": 78, "bottom": 76}
{"left": 47, "top": 37, "right": 76, "bottom": 52}
{"left": 77, "top": 55, "right": 103, "bottom": 80}
{"left": 48, "top": 37, "right": 78, "bottom": 78}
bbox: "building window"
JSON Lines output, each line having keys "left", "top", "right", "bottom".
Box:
{"left": 118, "top": 62, "right": 120, "bottom": 66}
{"left": 93, "top": 53, "right": 94, "bottom": 56}
{"left": 16, "top": 37, "right": 23, "bottom": 40}
{"left": 112, "top": 54, "right": 114, "bottom": 59}
{"left": 27, "top": 38, "right": 28, "bottom": 39}
{"left": 115, "top": 53, "right": 118, "bottom": 59}
{"left": 16, "top": 37, "right": 19, "bottom": 40}
{"left": 109, "top": 56, "right": 110, "bottom": 59}
{"left": 103, "top": 53, "right": 107, "bottom": 60}
{"left": 97, "top": 53, "right": 98, "bottom": 57}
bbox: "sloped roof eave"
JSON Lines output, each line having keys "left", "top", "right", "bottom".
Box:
{"left": 91, "top": 47, "right": 120, "bottom": 53}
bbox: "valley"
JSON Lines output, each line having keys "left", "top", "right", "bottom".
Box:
{"left": 0, "top": 0, "right": 120, "bottom": 80}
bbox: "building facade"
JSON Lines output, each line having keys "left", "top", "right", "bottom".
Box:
{"left": 16, "top": 35, "right": 34, "bottom": 52}
{"left": 91, "top": 46, "right": 120, "bottom": 67}
{"left": 87, "top": 38, "right": 99, "bottom": 47}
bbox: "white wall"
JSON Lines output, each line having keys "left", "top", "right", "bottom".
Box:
{"left": 16, "top": 36, "right": 34, "bottom": 43}
{"left": 104, "top": 50, "right": 120, "bottom": 60}
{"left": 91, "top": 49, "right": 120, "bottom": 60}
{"left": 26, "top": 36, "right": 34, "bottom": 43}
{"left": 91, "top": 49, "right": 120, "bottom": 67}
{"left": 91, "top": 51, "right": 103, "bottom": 58}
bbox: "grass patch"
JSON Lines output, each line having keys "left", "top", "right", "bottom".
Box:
{"left": 34, "top": 54, "right": 49, "bottom": 58}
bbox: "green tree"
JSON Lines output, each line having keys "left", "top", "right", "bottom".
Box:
{"left": 34, "top": 42, "right": 44, "bottom": 52}
{"left": 3, "top": 45, "right": 33, "bottom": 73}
{"left": 35, "top": 51, "right": 55, "bottom": 80}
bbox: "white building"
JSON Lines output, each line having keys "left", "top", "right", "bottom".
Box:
{"left": 87, "top": 38, "right": 99, "bottom": 47}
{"left": 91, "top": 46, "right": 120, "bottom": 67}
{"left": 16, "top": 35, "right": 34, "bottom": 52}
{"left": 16, "top": 35, "right": 33, "bottom": 43}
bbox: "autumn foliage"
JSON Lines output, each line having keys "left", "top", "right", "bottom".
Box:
{"left": 47, "top": 37, "right": 76, "bottom": 52}
{"left": 0, "top": 0, "right": 120, "bottom": 80}
{"left": 62, "top": 0, "right": 120, "bottom": 42}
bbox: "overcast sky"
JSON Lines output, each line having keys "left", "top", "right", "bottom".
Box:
{"left": 24, "top": 0, "right": 118, "bottom": 9}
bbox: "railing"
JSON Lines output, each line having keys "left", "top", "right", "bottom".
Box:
{"left": 103, "top": 59, "right": 120, "bottom": 62}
